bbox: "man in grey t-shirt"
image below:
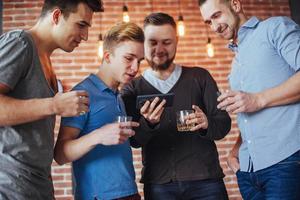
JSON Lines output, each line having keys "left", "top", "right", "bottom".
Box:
{"left": 0, "top": 0, "right": 103, "bottom": 199}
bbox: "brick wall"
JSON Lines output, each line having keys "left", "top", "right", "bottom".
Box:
{"left": 2, "top": 0, "right": 290, "bottom": 199}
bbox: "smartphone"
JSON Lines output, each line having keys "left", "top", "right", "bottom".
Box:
{"left": 136, "top": 93, "right": 175, "bottom": 109}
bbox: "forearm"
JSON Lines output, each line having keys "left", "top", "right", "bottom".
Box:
{"left": 201, "top": 113, "right": 231, "bottom": 140}
{"left": 0, "top": 95, "right": 55, "bottom": 126}
{"left": 258, "top": 71, "right": 300, "bottom": 108}
{"left": 131, "top": 117, "right": 158, "bottom": 147}
{"left": 54, "top": 131, "right": 99, "bottom": 165}
{"left": 230, "top": 133, "right": 242, "bottom": 157}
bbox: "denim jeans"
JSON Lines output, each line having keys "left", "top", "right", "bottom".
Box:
{"left": 144, "top": 179, "right": 228, "bottom": 200}
{"left": 237, "top": 150, "right": 300, "bottom": 200}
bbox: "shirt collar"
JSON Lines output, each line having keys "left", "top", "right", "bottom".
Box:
{"left": 88, "top": 73, "right": 118, "bottom": 94}
{"left": 228, "top": 16, "right": 260, "bottom": 52}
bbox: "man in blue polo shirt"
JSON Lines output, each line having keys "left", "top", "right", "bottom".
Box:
{"left": 199, "top": 0, "right": 300, "bottom": 199}
{"left": 54, "top": 22, "right": 144, "bottom": 200}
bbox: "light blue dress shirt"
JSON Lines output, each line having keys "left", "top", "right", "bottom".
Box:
{"left": 228, "top": 16, "right": 300, "bottom": 172}
{"left": 61, "top": 74, "right": 137, "bottom": 200}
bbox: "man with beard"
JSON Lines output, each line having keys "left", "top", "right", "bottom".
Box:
{"left": 199, "top": 0, "right": 300, "bottom": 199}
{"left": 121, "top": 12, "right": 231, "bottom": 200}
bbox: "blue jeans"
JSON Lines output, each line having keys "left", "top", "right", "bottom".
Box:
{"left": 144, "top": 179, "right": 228, "bottom": 200}
{"left": 237, "top": 150, "right": 300, "bottom": 200}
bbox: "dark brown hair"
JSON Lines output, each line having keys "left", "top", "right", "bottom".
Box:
{"left": 40, "top": 0, "right": 103, "bottom": 18}
{"left": 144, "top": 12, "right": 176, "bottom": 30}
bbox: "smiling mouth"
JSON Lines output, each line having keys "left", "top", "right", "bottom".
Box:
{"left": 126, "top": 73, "right": 136, "bottom": 79}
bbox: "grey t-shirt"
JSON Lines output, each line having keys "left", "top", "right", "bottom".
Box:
{"left": 0, "top": 30, "right": 55, "bottom": 200}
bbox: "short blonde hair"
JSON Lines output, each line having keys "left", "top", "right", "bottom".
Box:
{"left": 103, "top": 22, "right": 144, "bottom": 53}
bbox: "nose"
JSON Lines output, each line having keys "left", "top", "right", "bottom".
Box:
{"left": 81, "top": 28, "right": 89, "bottom": 41}
{"left": 155, "top": 43, "right": 164, "bottom": 54}
{"left": 131, "top": 60, "right": 139, "bottom": 73}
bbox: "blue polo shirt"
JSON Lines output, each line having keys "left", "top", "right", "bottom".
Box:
{"left": 61, "top": 74, "right": 137, "bottom": 200}
{"left": 228, "top": 16, "right": 300, "bottom": 172}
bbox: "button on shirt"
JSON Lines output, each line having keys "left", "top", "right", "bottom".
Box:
{"left": 61, "top": 74, "right": 137, "bottom": 200}
{"left": 228, "top": 16, "right": 300, "bottom": 172}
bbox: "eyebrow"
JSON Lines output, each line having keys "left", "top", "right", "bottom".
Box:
{"left": 126, "top": 53, "right": 144, "bottom": 61}
{"left": 204, "top": 11, "right": 221, "bottom": 24}
{"left": 148, "top": 38, "right": 172, "bottom": 42}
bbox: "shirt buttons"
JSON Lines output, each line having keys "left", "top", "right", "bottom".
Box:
{"left": 247, "top": 140, "right": 251, "bottom": 144}
{"left": 244, "top": 119, "right": 248, "bottom": 123}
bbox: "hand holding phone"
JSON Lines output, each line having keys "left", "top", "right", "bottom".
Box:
{"left": 137, "top": 93, "right": 174, "bottom": 125}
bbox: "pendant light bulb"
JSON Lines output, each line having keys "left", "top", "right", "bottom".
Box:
{"left": 177, "top": 15, "right": 185, "bottom": 37}
{"left": 98, "top": 34, "right": 104, "bottom": 59}
{"left": 123, "top": 5, "right": 130, "bottom": 22}
{"left": 206, "top": 37, "right": 215, "bottom": 58}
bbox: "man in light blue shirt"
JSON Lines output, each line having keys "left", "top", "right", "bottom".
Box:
{"left": 199, "top": 0, "right": 300, "bottom": 199}
{"left": 54, "top": 22, "right": 144, "bottom": 200}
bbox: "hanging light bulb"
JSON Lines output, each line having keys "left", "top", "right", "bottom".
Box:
{"left": 206, "top": 37, "right": 215, "bottom": 58}
{"left": 177, "top": 15, "right": 185, "bottom": 37}
{"left": 98, "top": 33, "right": 104, "bottom": 59}
{"left": 123, "top": 5, "right": 130, "bottom": 22}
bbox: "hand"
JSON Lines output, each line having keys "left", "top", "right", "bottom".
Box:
{"left": 227, "top": 153, "right": 240, "bottom": 173}
{"left": 186, "top": 105, "right": 208, "bottom": 131}
{"left": 95, "top": 121, "right": 139, "bottom": 145}
{"left": 217, "top": 90, "right": 264, "bottom": 114}
{"left": 140, "top": 97, "right": 166, "bottom": 124}
{"left": 52, "top": 90, "right": 89, "bottom": 117}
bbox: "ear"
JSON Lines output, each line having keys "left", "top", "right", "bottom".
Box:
{"left": 230, "top": 0, "right": 242, "bottom": 13}
{"left": 52, "top": 8, "right": 62, "bottom": 25}
{"left": 103, "top": 50, "right": 111, "bottom": 64}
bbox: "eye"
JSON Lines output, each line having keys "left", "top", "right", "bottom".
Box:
{"left": 77, "top": 23, "right": 86, "bottom": 29}
{"left": 163, "top": 41, "right": 172, "bottom": 45}
{"left": 205, "top": 20, "right": 212, "bottom": 26}
{"left": 212, "top": 11, "right": 221, "bottom": 20}
{"left": 149, "top": 41, "right": 157, "bottom": 46}
{"left": 124, "top": 56, "right": 133, "bottom": 62}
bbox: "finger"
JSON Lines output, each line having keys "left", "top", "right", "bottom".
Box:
{"left": 232, "top": 106, "right": 245, "bottom": 114}
{"left": 192, "top": 120, "right": 207, "bottom": 131}
{"left": 156, "top": 106, "right": 165, "bottom": 117}
{"left": 78, "top": 104, "right": 89, "bottom": 113}
{"left": 120, "top": 129, "right": 135, "bottom": 138}
{"left": 217, "top": 96, "right": 236, "bottom": 109}
{"left": 140, "top": 100, "right": 151, "bottom": 114}
{"left": 79, "top": 96, "right": 90, "bottom": 105}
{"left": 119, "top": 121, "right": 139, "bottom": 128}
{"left": 217, "top": 90, "right": 235, "bottom": 102}
{"left": 118, "top": 137, "right": 127, "bottom": 144}
{"left": 148, "top": 97, "right": 160, "bottom": 113}
{"left": 130, "top": 121, "right": 140, "bottom": 127}
{"left": 226, "top": 100, "right": 243, "bottom": 113}
{"left": 192, "top": 105, "right": 203, "bottom": 113}
{"left": 76, "top": 90, "right": 89, "bottom": 98}
{"left": 151, "top": 99, "right": 166, "bottom": 117}
{"left": 189, "top": 123, "right": 204, "bottom": 131}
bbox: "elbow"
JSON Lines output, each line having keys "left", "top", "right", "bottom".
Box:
{"left": 54, "top": 154, "right": 69, "bottom": 166}
{"left": 54, "top": 147, "right": 69, "bottom": 166}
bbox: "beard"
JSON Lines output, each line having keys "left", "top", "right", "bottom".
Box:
{"left": 146, "top": 53, "right": 176, "bottom": 71}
